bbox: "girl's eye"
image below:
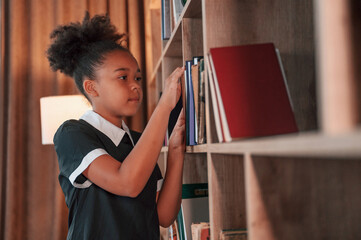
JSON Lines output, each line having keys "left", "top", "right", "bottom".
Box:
{"left": 118, "top": 75, "right": 127, "bottom": 80}
{"left": 135, "top": 77, "right": 142, "bottom": 81}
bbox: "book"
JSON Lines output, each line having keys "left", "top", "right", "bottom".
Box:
{"left": 207, "top": 55, "right": 225, "bottom": 142}
{"left": 168, "top": 222, "right": 179, "bottom": 240}
{"left": 198, "top": 59, "right": 206, "bottom": 144}
{"left": 172, "top": 0, "right": 184, "bottom": 25}
{"left": 168, "top": 207, "right": 189, "bottom": 240}
{"left": 185, "top": 60, "right": 197, "bottom": 146}
{"left": 219, "top": 229, "right": 247, "bottom": 240}
{"left": 191, "top": 64, "right": 199, "bottom": 143}
{"left": 180, "top": 70, "right": 188, "bottom": 145}
{"left": 192, "top": 56, "right": 203, "bottom": 144}
{"left": 191, "top": 222, "right": 210, "bottom": 240}
{"left": 208, "top": 43, "right": 298, "bottom": 142}
{"left": 161, "top": 0, "right": 171, "bottom": 40}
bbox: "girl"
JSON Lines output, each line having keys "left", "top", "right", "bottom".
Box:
{"left": 47, "top": 12, "right": 185, "bottom": 239}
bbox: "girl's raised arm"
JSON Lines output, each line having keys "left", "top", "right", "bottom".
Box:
{"left": 83, "top": 67, "right": 185, "bottom": 197}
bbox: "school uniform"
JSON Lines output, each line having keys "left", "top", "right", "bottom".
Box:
{"left": 54, "top": 110, "right": 163, "bottom": 240}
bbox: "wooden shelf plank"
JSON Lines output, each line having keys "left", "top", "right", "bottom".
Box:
{"left": 163, "top": 24, "right": 182, "bottom": 57}
{"left": 182, "top": 0, "right": 202, "bottom": 19}
{"left": 161, "top": 144, "right": 207, "bottom": 153}
{"left": 208, "top": 130, "right": 361, "bottom": 158}
{"left": 162, "top": 130, "right": 361, "bottom": 157}
{"left": 185, "top": 144, "right": 207, "bottom": 153}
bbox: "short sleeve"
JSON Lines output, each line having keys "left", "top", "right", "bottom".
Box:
{"left": 54, "top": 120, "right": 108, "bottom": 188}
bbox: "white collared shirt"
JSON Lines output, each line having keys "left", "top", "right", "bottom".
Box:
{"left": 80, "top": 110, "right": 134, "bottom": 146}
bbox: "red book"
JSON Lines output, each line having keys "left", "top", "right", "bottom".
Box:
{"left": 208, "top": 43, "right": 298, "bottom": 142}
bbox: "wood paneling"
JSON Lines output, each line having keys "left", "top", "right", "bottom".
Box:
{"left": 208, "top": 154, "right": 246, "bottom": 240}
{"left": 249, "top": 156, "right": 361, "bottom": 240}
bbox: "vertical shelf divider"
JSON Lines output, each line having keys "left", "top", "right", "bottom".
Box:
{"left": 314, "top": 0, "right": 359, "bottom": 134}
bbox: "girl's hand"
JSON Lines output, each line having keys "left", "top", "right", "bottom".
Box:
{"left": 159, "top": 67, "right": 185, "bottom": 112}
{"left": 168, "top": 108, "right": 186, "bottom": 153}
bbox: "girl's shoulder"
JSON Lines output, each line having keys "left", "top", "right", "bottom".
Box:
{"left": 57, "top": 119, "right": 94, "bottom": 133}
{"left": 54, "top": 119, "right": 98, "bottom": 144}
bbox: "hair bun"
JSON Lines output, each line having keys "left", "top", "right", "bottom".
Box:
{"left": 47, "top": 12, "right": 126, "bottom": 76}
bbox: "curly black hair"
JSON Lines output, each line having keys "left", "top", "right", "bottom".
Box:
{"left": 47, "top": 12, "right": 128, "bottom": 98}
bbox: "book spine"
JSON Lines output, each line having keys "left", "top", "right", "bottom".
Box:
{"left": 161, "top": 0, "right": 171, "bottom": 40}
{"left": 186, "top": 60, "right": 196, "bottom": 145}
{"left": 198, "top": 59, "right": 206, "bottom": 144}
{"left": 206, "top": 54, "right": 224, "bottom": 143}
{"left": 208, "top": 52, "right": 231, "bottom": 142}
{"left": 184, "top": 69, "right": 189, "bottom": 146}
{"left": 172, "top": 0, "right": 184, "bottom": 25}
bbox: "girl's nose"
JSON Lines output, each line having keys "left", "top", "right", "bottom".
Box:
{"left": 130, "top": 80, "right": 141, "bottom": 91}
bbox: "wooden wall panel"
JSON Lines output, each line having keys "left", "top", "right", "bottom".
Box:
{"left": 249, "top": 156, "right": 361, "bottom": 240}
{"left": 208, "top": 154, "right": 246, "bottom": 240}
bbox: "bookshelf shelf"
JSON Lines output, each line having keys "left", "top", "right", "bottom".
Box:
{"left": 162, "top": 144, "right": 207, "bottom": 153}
{"left": 146, "top": 0, "right": 361, "bottom": 239}
{"left": 164, "top": 130, "right": 361, "bottom": 157}
{"left": 185, "top": 144, "right": 207, "bottom": 153}
{"left": 208, "top": 130, "right": 361, "bottom": 158}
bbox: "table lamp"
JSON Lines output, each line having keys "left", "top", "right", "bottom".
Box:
{"left": 40, "top": 95, "right": 92, "bottom": 145}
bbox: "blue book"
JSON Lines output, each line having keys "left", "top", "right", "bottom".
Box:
{"left": 161, "top": 0, "right": 171, "bottom": 40}
{"left": 186, "top": 60, "right": 196, "bottom": 146}
{"left": 184, "top": 69, "right": 189, "bottom": 146}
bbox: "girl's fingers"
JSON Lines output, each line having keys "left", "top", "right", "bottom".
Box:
{"left": 175, "top": 108, "right": 185, "bottom": 128}
{"left": 177, "top": 108, "right": 185, "bottom": 121}
{"left": 169, "top": 67, "right": 185, "bottom": 82}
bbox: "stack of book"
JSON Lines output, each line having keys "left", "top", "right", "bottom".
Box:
{"left": 207, "top": 43, "right": 298, "bottom": 142}
{"left": 165, "top": 56, "right": 206, "bottom": 146}
{"left": 191, "top": 222, "right": 210, "bottom": 240}
{"left": 183, "top": 57, "right": 206, "bottom": 146}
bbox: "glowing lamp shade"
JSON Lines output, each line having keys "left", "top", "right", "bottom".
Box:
{"left": 40, "top": 95, "right": 92, "bottom": 145}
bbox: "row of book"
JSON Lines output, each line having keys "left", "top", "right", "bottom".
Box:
{"left": 207, "top": 43, "right": 298, "bottom": 142}
{"left": 171, "top": 220, "right": 247, "bottom": 240}
{"left": 166, "top": 43, "right": 298, "bottom": 145}
{"left": 166, "top": 184, "right": 247, "bottom": 240}
{"left": 168, "top": 183, "right": 209, "bottom": 240}
{"left": 162, "top": 0, "right": 187, "bottom": 40}
{"left": 191, "top": 224, "right": 247, "bottom": 240}
{"left": 183, "top": 57, "right": 206, "bottom": 146}
{"left": 166, "top": 56, "right": 206, "bottom": 146}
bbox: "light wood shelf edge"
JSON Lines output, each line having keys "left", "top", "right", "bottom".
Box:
{"left": 162, "top": 129, "right": 361, "bottom": 157}
{"left": 161, "top": 144, "right": 208, "bottom": 153}
{"left": 208, "top": 130, "right": 361, "bottom": 158}
{"left": 186, "top": 144, "right": 207, "bottom": 153}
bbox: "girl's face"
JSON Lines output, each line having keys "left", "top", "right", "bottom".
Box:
{"left": 91, "top": 49, "right": 143, "bottom": 125}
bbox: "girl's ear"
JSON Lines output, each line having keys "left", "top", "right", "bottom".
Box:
{"left": 83, "top": 79, "right": 98, "bottom": 97}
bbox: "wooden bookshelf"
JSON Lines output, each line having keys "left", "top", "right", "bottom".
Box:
{"left": 146, "top": 0, "right": 361, "bottom": 239}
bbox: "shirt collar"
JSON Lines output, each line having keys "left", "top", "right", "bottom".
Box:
{"left": 80, "top": 110, "right": 134, "bottom": 146}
